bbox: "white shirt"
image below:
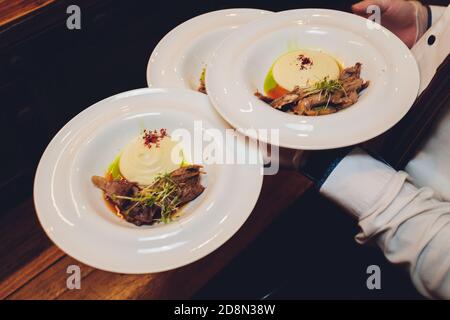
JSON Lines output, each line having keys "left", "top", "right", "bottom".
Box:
{"left": 320, "top": 5, "right": 450, "bottom": 299}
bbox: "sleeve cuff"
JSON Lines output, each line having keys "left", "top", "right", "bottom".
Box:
{"left": 319, "top": 148, "right": 396, "bottom": 218}
{"left": 430, "top": 5, "right": 446, "bottom": 25}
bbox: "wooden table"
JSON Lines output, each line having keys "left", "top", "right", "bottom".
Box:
{"left": 0, "top": 171, "right": 311, "bottom": 299}
{"left": 0, "top": 0, "right": 54, "bottom": 28}
{"left": 0, "top": 0, "right": 315, "bottom": 300}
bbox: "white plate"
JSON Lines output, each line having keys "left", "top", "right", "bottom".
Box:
{"left": 206, "top": 9, "right": 420, "bottom": 149}
{"left": 146, "top": 8, "right": 271, "bottom": 90}
{"left": 34, "top": 88, "right": 263, "bottom": 273}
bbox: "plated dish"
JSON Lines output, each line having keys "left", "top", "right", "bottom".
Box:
{"left": 206, "top": 9, "right": 420, "bottom": 149}
{"left": 146, "top": 8, "right": 271, "bottom": 91}
{"left": 255, "top": 48, "right": 369, "bottom": 116}
{"left": 91, "top": 129, "right": 205, "bottom": 226}
{"left": 34, "top": 89, "right": 263, "bottom": 273}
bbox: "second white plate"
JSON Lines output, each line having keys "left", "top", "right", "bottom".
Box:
{"left": 146, "top": 8, "right": 271, "bottom": 91}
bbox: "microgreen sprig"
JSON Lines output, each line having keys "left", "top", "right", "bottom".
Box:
{"left": 303, "top": 77, "right": 347, "bottom": 110}
{"left": 112, "top": 173, "right": 182, "bottom": 223}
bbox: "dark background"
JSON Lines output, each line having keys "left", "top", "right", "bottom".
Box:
{"left": 1, "top": 0, "right": 446, "bottom": 299}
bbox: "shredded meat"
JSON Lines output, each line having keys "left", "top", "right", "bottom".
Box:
{"left": 255, "top": 63, "right": 369, "bottom": 116}
{"left": 292, "top": 93, "right": 327, "bottom": 114}
{"left": 270, "top": 86, "right": 305, "bottom": 109}
{"left": 254, "top": 91, "right": 274, "bottom": 104}
{"left": 92, "top": 165, "right": 205, "bottom": 226}
{"left": 162, "top": 165, "right": 205, "bottom": 204}
{"left": 91, "top": 176, "right": 139, "bottom": 208}
{"left": 198, "top": 81, "right": 206, "bottom": 94}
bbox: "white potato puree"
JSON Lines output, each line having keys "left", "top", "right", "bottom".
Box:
{"left": 272, "top": 49, "right": 340, "bottom": 91}
{"left": 119, "top": 135, "right": 183, "bottom": 185}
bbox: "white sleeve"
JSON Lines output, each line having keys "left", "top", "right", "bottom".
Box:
{"left": 320, "top": 148, "right": 450, "bottom": 299}
{"left": 430, "top": 5, "right": 446, "bottom": 25}
{"left": 412, "top": 5, "right": 449, "bottom": 93}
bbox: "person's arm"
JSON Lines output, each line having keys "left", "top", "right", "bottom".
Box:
{"left": 320, "top": 149, "right": 450, "bottom": 299}
{"left": 296, "top": 1, "right": 450, "bottom": 299}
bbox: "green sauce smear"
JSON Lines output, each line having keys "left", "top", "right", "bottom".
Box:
{"left": 107, "top": 153, "right": 123, "bottom": 180}
{"left": 263, "top": 66, "right": 277, "bottom": 94}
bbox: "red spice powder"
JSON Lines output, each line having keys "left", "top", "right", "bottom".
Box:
{"left": 142, "top": 128, "right": 168, "bottom": 149}
{"left": 296, "top": 54, "right": 313, "bottom": 70}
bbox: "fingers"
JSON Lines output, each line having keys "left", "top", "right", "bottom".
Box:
{"left": 352, "top": 0, "right": 390, "bottom": 15}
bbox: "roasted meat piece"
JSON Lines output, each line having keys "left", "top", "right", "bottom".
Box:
{"left": 92, "top": 165, "right": 205, "bottom": 226}
{"left": 169, "top": 165, "right": 205, "bottom": 204}
{"left": 339, "top": 62, "right": 362, "bottom": 80}
{"left": 127, "top": 205, "right": 161, "bottom": 226}
{"left": 91, "top": 176, "right": 139, "bottom": 207}
{"left": 92, "top": 176, "right": 154, "bottom": 226}
{"left": 254, "top": 91, "right": 274, "bottom": 104}
{"left": 292, "top": 93, "right": 327, "bottom": 114}
{"left": 270, "top": 86, "right": 304, "bottom": 109}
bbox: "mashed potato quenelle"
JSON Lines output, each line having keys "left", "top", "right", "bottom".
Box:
{"left": 264, "top": 49, "right": 341, "bottom": 99}
{"left": 119, "top": 134, "right": 184, "bottom": 185}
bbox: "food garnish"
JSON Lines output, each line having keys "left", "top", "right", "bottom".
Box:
{"left": 296, "top": 54, "right": 314, "bottom": 70}
{"left": 198, "top": 68, "right": 206, "bottom": 94}
{"left": 142, "top": 128, "right": 168, "bottom": 149}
